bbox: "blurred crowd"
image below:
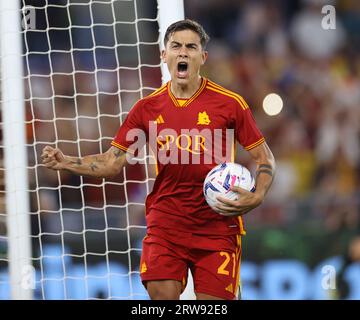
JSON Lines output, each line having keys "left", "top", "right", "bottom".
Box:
{"left": 21, "top": 0, "right": 360, "bottom": 246}
{"left": 186, "top": 0, "right": 360, "bottom": 233}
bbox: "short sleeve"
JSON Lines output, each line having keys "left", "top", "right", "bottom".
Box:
{"left": 111, "top": 100, "right": 147, "bottom": 154}
{"left": 234, "top": 99, "right": 265, "bottom": 150}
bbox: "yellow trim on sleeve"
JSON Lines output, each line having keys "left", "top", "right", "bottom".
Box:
{"left": 244, "top": 137, "right": 265, "bottom": 151}
{"left": 111, "top": 141, "right": 135, "bottom": 155}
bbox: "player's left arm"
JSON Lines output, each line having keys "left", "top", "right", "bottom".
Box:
{"left": 215, "top": 141, "right": 275, "bottom": 216}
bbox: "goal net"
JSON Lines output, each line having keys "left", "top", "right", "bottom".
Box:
{"left": 0, "top": 0, "right": 184, "bottom": 300}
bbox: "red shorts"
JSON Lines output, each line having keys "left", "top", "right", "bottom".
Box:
{"left": 139, "top": 228, "right": 242, "bottom": 300}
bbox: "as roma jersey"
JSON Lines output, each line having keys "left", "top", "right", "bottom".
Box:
{"left": 111, "top": 78, "right": 264, "bottom": 236}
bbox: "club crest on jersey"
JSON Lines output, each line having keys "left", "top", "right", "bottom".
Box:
{"left": 197, "top": 111, "right": 211, "bottom": 125}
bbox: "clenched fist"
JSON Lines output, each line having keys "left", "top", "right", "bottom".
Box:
{"left": 41, "top": 146, "right": 66, "bottom": 170}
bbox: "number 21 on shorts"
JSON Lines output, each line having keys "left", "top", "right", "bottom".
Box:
{"left": 217, "top": 252, "right": 238, "bottom": 278}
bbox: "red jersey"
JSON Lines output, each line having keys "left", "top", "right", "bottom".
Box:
{"left": 112, "top": 78, "right": 264, "bottom": 236}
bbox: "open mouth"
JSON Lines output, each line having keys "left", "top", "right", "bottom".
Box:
{"left": 177, "top": 62, "right": 188, "bottom": 78}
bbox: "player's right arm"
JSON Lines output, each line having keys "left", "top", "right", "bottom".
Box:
{"left": 42, "top": 97, "right": 147, "bottom": 178}
{"left": 41, "top": 145, "right": 127, "bottom": 178}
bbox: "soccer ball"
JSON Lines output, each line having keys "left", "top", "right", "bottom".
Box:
{"left": 203, "top": 162, "right": 255, "bottom": 214}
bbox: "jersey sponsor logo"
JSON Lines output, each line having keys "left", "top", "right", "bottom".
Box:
{"left": 197, "top": 111, "right": 211, "bottom": 125}
{"left": 125, "top": 123, "right": 235, "bottom": 165}
{"left": 156, "top": 133, "right": 207, "bottom": 155}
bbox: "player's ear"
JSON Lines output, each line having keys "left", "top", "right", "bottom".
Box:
{"left": 161, "top": 49, "right": 167, "bottom": 63}
{"left": 201, "top": 50, "right": 208, "bottom": 65}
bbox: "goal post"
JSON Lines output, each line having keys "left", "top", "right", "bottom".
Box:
{"left": 0, "top": 0, "right": 32, "bottom": 300}
{"left": 156, "top": 0, "right": 197, "bottom": 301}
{"left": 0, "top": 0, "right": 188, "bottom": 300}
{"left": 157, "top": 0, "right": 184, "bottom": 83}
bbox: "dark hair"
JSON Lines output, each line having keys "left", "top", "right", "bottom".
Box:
{"left": 164, "top": 19, "right": 210, "bottom": 50}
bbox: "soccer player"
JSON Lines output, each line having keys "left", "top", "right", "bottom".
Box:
{"left": 41, "top": 19, "right": 276, "bottom": 300}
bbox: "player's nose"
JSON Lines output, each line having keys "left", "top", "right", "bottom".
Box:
{"left": 178, "top": 45, "right": 188, "bottom": 57}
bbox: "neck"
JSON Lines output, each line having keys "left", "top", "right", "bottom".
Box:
{"left": 170, "top": 76, "right": 202, "bottom": 99}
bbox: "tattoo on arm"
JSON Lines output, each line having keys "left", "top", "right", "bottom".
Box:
{"left": 90, "top": 162, "right": 98, "bottom": 172}
{"left": 70, "top": 158, "right": 82, "bottom": 165}
{"left": 256, "top": 169, "right": 273, "bottom": 178}
{"left": 259, "top": 164, "right": 273, "bottom": 170}
{"left": 113, "top": 148, "right": 123, "bottom": 159}
{"left": 256, "top": 164, "right": 274, "bottom": 179}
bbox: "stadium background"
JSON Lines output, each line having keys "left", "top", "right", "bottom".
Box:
{"left": 0, "top": 0, "right": 359, "bottom": 299}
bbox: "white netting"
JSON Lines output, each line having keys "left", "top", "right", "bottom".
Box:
{"left": 0, "top": 0, "right": 164, "bottom": 299}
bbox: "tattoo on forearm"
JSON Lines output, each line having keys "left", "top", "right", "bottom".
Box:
{"left": 96, "top": 156, "right": 107, "bottom": 163}
{"left": 90, "top": 162, "right": 99, "bottom": 172}
{"left": 70, "top": 158, "right": 82, "bottom": 165}
{"left": 113, "top": 149, "right": 123, "bottom": 159}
